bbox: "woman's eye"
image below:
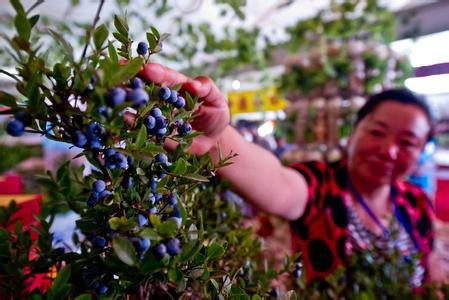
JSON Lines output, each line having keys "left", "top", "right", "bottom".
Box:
{"left": 368, "top": 129, "right": 384, "bottom": 137}
{"left": 400, "top": 140, "right": 417, "bottom": 148}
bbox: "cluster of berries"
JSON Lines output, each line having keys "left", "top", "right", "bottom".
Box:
{"left": 72, "top": 122, "right": 106, "bottom": 150}
{"left": 87, "top": 179, "right": 112, "bottom": 207}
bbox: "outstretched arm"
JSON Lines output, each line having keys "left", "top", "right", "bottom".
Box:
{"left": 140, "top": 63, "right": 309, "bottom": 220}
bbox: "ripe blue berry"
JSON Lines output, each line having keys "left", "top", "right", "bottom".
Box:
{"left": 167, "top": 194, "right": 177, "bottom": 205}
{"left": 137, "top": 214, "right": 148, "bottom": 227}
{"left": 132, "top": 237, "right": 151, "bottom": 253}
{"left": 154, "top": 116, "right": 167, "bottom": 129}
{"left": 93, "top": 236, "right": 107, "bottom": 248}
{"left": 154, "top": 193, "right": 163, "bottom": 203}
{"left": 115, "top": 153, "right": 128, "bottom": 169}
{"left": 155, "top": 153, "right": 168, "bottom": 165}
{"left": 86, "top": 123, "right": 106, "bottom": 140}
{"left": 93, "top": 180, "right": 106, "bottom": 193}
{"left": 98, "top": 106, "right": 109, "bottom": 117}
{"left": 104, "top": 148, "right": 116, "bottom": 158}
{"left": 174, "top": 96, "right": 186, "bottom": 108}
{"left": 99, "top": 190, "right": 112, "bottom": 199}
{"left": 157, "top": 86, "right": 171, "bottom": 101}
{"left": 150, "top": 107, "right": 162, "bottom": 118}
{"left": 72, "top": 130, "right": 88, "bottom": 148}
{"left": 157, "top": 171, "right": 167, "bottom": 179}
{"left": 130, "top": 77, "right": 144, "bottom": 89}
{"left": 155, "top": 243, "right": 167, "bottom": 258}
{"left": 166, "top": 238, "right": 181, "bottom": 255}
{"left": 137, "top": 41, "right": 148, "bottom": 55}
{"left": 6, "top": 119, "right": 25, "bottom": 137}
{"left": 89, "top": 138, "right": 103, "bottom": 151}
{"left": 144, "top": 115, "right": 156, "bottom": 130}
{"left": 148, "top": 207, "right": 158, "bottom": 214}
{"left": 173, "top": 205, "right": 181, "bottom": 218}
{"left": 128, "top": 88, "right": 149, "bottom": 109}
{"left": 106, "top": 87, "right": 126, "bottom": 107}
{"left": 122, "top": 174, "right": 133, "bottom": 189}
{"left": 147, "top": 193, "right": 156, "bottom": 204}
{"left": 96, "top": 284, "right": 109, "bottom": 295}
{"left": 14, "top": 112, "right": 32, "bottom": 126}
{"left": 155, "top": 127, "right": 167, "bottom": 137}
{"left": 179, "top": 122, "right": 192, "bottom": 136}
{"left": 174, "top": 119, "right": 184, "bottom": 127}
{"left": 149, "top": 179, "right": 158, "bottom": 193}
{"left": 87, "top": 194, "right": 100, "bottom": 207}
{"left": 168, "top": 90, "right": 178, "bottom": 104}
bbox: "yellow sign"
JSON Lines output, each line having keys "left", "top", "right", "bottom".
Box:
{"left": 227, "top": 87, "right": 288, "bottom": 115}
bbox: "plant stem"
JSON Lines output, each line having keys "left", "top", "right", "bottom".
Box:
{"left": 79, "top": 0, "right": 106, "bottom": 63}
{"left": 0, "top": 69, "right": 20, "bottom": 81}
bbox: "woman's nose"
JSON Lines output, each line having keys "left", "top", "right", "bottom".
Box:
{"left": 380, "top": 140, "right": 399, "bottom": 160}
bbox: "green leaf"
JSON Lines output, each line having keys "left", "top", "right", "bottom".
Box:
{"left": 108, "top": 57, "right": 144, "bottom": 87}
{"left": 108, "top": 41, "right": 118, "bottom": 63}
{"left": 179, "top": 240, "right": 201, "bottom": 262}
{"left": 15, "top": 13, "right": 31, "bottom": 41}
{"left": 150, "top": 214, "right": 161, "bottom": 227}
{"left": 180, "top": 173, "right": 209, "bottom": 182}
{"left": 138, "top": 228, "right": 160, "bottom": 241}
{"left": 112, "top": 32, "right": 129, "bottom": 44}
{"left": 48, "top": 28, "right": 74, "bottom": 62}
{"left": 29, "top": 14, "right": 40, "bottom": 28}
{"left": 108, "top": 217, "right": 121, "bottom": 230}
{"left": 135, "top": 124, "right": 147, "bottom": 148}
{"left": 157, "top": 219, "right": 178, "bottom": 237}
{"left": 112, "top": 236, "right": 138, "bottom": 266}
{"left": 146, "top": 32, "right": 157, "bottom": 51}
{"left": 114, "top": 15, "right": 129, "bottom": 37}
{"left": 230, "top": 287, "right": 249, "bottom": 299}
{"left": 10, "top": 0, "right": 25, "bottom": 14}
{"left": 48, "top": 266, "right": 71, "bottom": 294}
{"left": 0, "top": 91, "right": 17, "bottom": 107}
{"left": 172, "top": 158, "right": 188, "bottom": 175}
{"left": 206, "top": 243, "right": 225, "bottom": 260}
{"left": 168, "top": 268, "right": 183, "bottom": 284}
{"left": 93, "top": 24, "right": 109, "bottom": 50}
{"left": 150, "top": 26, "right": 160, "bottom": 40}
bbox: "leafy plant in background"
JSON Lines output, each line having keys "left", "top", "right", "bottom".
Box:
{"left": 0, "top": 143, "right": 40, "bottom": 175}
{"left": 279, "top": 0, "right": 413, "bottom": 97}
{"left": 0, "top": 0, "right": 280, "bottom": 298}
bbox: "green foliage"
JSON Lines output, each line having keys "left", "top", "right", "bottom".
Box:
{"left": 0, "top": 143, "right": 41, "bottom": 174}
{"left": 279, "top": 0, "right": 412, "bottom": 97}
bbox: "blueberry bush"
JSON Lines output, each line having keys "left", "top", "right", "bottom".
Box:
{"left": 0, "top": 0, "right": 279, "bottom": 298}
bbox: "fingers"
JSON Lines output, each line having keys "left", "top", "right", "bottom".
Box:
{"left": 140, "top": 63, "right": 191, "bottom": 87}
{"left": 192, "top": 76, "right": 226, "bottom": 107}
{"left": 140, "top": 63, "right": 226, "bottom": 107}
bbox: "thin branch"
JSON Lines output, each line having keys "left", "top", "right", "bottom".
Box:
{"left": 26, "top": 0, "right": 45, "bottom": 15}
{"left": 79, "top": 0, "right": 106, "bottom": 63}
{"left": 0, "top": 69, "right": 20, "bottom": 81}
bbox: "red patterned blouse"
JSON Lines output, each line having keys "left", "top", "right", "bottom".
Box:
{"left": 289, "top": 160, "right": 434, "bottom": 284}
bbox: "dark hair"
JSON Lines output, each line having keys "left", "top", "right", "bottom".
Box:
{"left": 354, "top": 88, "right": 434, "bottom": 141}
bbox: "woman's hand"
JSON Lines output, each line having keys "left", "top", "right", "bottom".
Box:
{"left": 140, "top": 63, "right": 230, "bottom": 155}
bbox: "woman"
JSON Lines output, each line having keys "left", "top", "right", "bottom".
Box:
{"left": 139, "top": 63, "right": 446, "bottom": 285}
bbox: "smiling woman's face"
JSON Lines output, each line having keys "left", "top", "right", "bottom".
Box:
{"left": 347, "top": 101, "right": 431, "bottom": 186}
